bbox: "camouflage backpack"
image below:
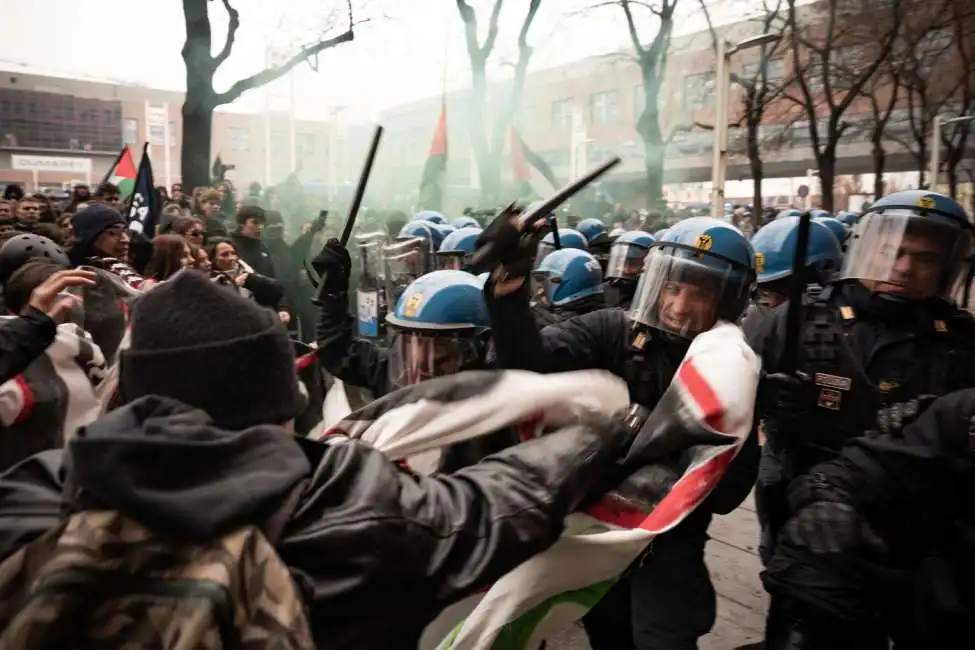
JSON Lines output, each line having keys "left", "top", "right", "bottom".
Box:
{"left": 0, "top": 489, "right": 315, "bottom": 650}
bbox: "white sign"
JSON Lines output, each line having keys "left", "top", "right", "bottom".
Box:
{"left": 11, "top": 155, "right": 92, "bottom": 174}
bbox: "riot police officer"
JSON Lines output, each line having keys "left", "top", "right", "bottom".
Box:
{"left": 530, "top": 248, "right": 605, "bottom": 327}
{"left": 436, "top": 227, "right": 482, "bottom": 272}
{"left": 745, "top": 190, "right": 975, "bottom": 649}
{"left": 535, "top": 227, "right": 587, "bottom": 266}
{"left": 478, "top": 214, "right": 760, "bottom": 650}
{"left": 603, "top": 230, "right": 654, "bottom": 309}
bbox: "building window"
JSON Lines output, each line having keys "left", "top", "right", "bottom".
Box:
{"left": 297, "top": 133, "right": 315, "bottom": 156}
{"left": 551, "top": 99, "right": 573, "bottom": 128}
{"left": 271, "top": 131, "right": 287, "bottom": 154}
{"left": 684, "top": 72, "right": 714, "bottom": 111}
{"left": 123, "top": 118, "right": 138, "bottom": 145}
{"left": 229, "top": 127, "right": 250, "bottom": 152}
{"left": 149, "top": 124, "right": 166, "bottom": 146}
{"left": 742, "top": 58, "right": 786, "bottom": 84}
{"left": 590, "top": 90, "right": 619, "bottom": 125}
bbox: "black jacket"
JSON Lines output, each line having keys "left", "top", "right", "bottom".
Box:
{"left": 484, "top": 280, "right": 759, "bottom": 519}
{"left": 0, "top": 307, "right": 56, "bottom": 386}
{"left": 763, "top": 388, "right": 975, "bottom": 643}
{"left": 0, "top": 395, "right": 627, "bottom": 650}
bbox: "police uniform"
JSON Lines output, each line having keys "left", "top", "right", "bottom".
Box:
{"left": 746, "top": 190, "right": 975, "bottom": 648}
{"left": 484, "top": 218, "right": 759, "bottom": 650}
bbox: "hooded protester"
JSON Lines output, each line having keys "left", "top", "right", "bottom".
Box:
{"left": 0, "top": 269, "right": 669, "bottom": 650}
{"left": 68, "top": 203, "right": 144, "bottom": 290}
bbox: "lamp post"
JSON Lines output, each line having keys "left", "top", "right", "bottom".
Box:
{"left": 711, "top": 32, "right": 780, "bottom": 219}
{"left": 929, "top": 114, "right": 975, "bottom": 190}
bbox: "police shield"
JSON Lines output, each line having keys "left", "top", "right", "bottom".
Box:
{"left": 383, "top": 237, "right": 433, "bottom": 314}
{"left": 355, "top": 231, "right": 388, "bottom": 338}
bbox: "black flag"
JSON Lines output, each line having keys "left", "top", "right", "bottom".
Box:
{"left": 126, "top": 142, "right": 159, "bottom": 237}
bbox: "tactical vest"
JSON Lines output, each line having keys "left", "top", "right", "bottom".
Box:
{"left": 781, "top": 286, "right": 975, "bottom": 477}
{"left": 623, "top": 326, "right": 685, "bottom": 409}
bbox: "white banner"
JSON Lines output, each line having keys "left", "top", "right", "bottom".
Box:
{"left": 11, "top": 155, "right": 92, "bottom": 174}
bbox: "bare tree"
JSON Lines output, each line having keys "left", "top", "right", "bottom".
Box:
{"left": 180, "top": 0, "right": 358, "bottom": 190}
{"left": 935, "top": 0, "right": 975, "bottom": 196}
{"left": 612, "top": 0, "right": 679, "bottom": 210}
{"left": 859, "top": 56, "right": 901, "bottom": 198}
{"left": 699, "top": 0, "right": 792, "bottom": 213}
{"left": 456, "top": 0, "right": 543, "bottom": 204}
{"left": 783, "top": 0, "right": 905, "bottom": 211}
{"left": 882, "top": 0, "right": 966, "bottom": 187}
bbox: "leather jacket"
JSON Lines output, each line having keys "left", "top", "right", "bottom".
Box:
{"left": 0, "top": 395, "right": 626, "bottom": 650}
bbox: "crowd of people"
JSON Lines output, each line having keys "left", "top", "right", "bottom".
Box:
{"left": 0, "top": 176, "right": 971, "bottom": 650}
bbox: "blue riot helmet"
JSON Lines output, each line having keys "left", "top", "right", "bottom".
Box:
{"left": 475, "top": 272, "right": 489, "bottom": 288}
{"left": 531, "top": 249, "right": 604, "bottom": 309}
{"left": 386, "top": 270, "right": 490, "bottom": 389}
{"left": 576, "top": 218, "right": 606, "bottom": 244}
{"left": 749, "top": 217, "right": 842, "bottom": 308}
{"left": 631, "top": 217, "right": 756, "bottom": 338}
{"left": 436, "top": 227, "right": 482, "bottom": 271}
{"left": 812, "top": 216, "right": 850, "bottom": 246}
{"left": 836, "top": 211, "right": 859, "bottom": 227}
{"left": 397, "top": 220, "right": 446, "bottom": 252}
{"left": 452, "top": 216, "right": 480, "bottom": 229}
{"left": 606, "top": 230, "right": 654, "bottom": 283}
{"left": 435, "top": 224, "right": 457, "bottom": 238}
{"left": 652, "top": 227, "right": 669, "bottom": 240}
{"left": 841, "top": 189, "right": 974, "bottom": 301}
{"left": 777, "top": 208, "right": 802, "bottom": 219}
{"left": 411, "top": 210, "right": 447, "bottom": 225}
{"left": 809, "top": 209, "right": 831, "bottom": 219}
{"left": 536, "top": 228, "right": 588, "bottom": 266}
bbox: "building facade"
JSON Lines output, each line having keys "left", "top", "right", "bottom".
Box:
{"left": 0, "top": 70, "right": 354, "bottom": 196}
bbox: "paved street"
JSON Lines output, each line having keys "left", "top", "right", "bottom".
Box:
{"left": 548, "top": 494, "right": 767, "bottom": 650}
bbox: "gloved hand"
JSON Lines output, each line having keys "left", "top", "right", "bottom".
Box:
{"left": 310, "top": 238, "right": 351, "bottom": 294}
{"left": 758, "top": 371, "right": 813, "bottom": 419}
{"left": 310, "top": 210, "right": 328, "bottom": 234}
{"left": 875, "top": 394, "right": 938, "bottom": 436}
{"left": 473, "top": 204, "right": 543, "bottom": 277}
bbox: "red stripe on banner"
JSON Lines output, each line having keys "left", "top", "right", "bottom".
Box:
{"left": 295, "top": 352, "right": 316, "bottom": 371}
{"left": 584, "top": 446, "right": 738, "bottom": 532}
{"left": 13, "top": 375, "right": 34, "bottom": 424}
{"left": 677, "top": 360, "right": 726, "bottom": 433}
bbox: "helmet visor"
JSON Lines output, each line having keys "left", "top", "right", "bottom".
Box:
{"left": 387, "top": 330, "right": 478, "bottom": 390}
{"left": 435, "top": 252, "right": 466, "bottom": 271}
{"left": 840, "top": 210, "right": 972, "bottom": 300}
{"left": 606, "top": 242, "right": 649, "bottom": 280}
{"left": 384, "top": 237, "right": 430, "bottom": 310}
{"left": 630, "top": 246, "right": 752, "bottom": 338}
{"left": 530, "top": 270, "right": 555, "bottom": 308}
{"left": 535, "top": 241, "right": 556, "bottom": 267}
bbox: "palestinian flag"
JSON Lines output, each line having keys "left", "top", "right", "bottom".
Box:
{"left": 98, "top": 146, "right": 138, "bottom": 199}
{"left": 510, "top": 127, "right": 561, "bottom": 198}
{"left": 419, "top": 100, "right": 447, "bottom": 211}
{"left": 314, "top": 322, "right": 761, "bottom": 649}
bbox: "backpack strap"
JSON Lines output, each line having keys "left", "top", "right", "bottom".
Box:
{"left": 262, "top": 480, "right": 307, "bottom": 545}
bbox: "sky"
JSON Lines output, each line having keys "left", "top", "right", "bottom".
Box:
{"left": 0, "top": 0, "right": 758, "bottom": 121}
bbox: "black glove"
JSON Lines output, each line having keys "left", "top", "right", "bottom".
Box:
{"left": 473, "top": 205, "right": 541, "bottom": 277}
{"left": 758, "top": 371, "right": 813, "bottom": 419}
{"left": 875, "top": 394, "right": 938, "bottom": 436}
{"left": 310, "top": 238, "right": 351, "bottom": 294}
{"left": 311, "top": 210, "right": 328, "bottom": 234}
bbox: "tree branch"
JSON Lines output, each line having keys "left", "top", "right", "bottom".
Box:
{"left": 481, "top": 0, "right": 506, "bottom": 57}
{"left": 620, "top": 0, "right": 646, "bottom": 57}
{"left": 216, "top": 0, "right": 355, "bottom": 105}
{"left": 212, "top": 0, "right": 240, "bottom": 67}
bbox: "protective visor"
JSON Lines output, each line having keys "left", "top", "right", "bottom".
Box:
{"left": 387, "top": 329, "right": 482, "bottom": 390}
{"left": 630, "top": 245, "right": 753, "bottom": 338}
{"left": 606, "top": 242, "right": 650, "bottom": 280}
{"left": 840, "top": 210, "right": 972, "bottom": 299}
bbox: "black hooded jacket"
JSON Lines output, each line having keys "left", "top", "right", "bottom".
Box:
{"left": 0, "top": 395, "right": 626, "bottom": 650}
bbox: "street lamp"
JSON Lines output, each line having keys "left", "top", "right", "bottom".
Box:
{"left": 711, "top": 32, "right": 780, "bottom": 219}
{"left": 929, "top": 114, "right": 975, "bottom": 190}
